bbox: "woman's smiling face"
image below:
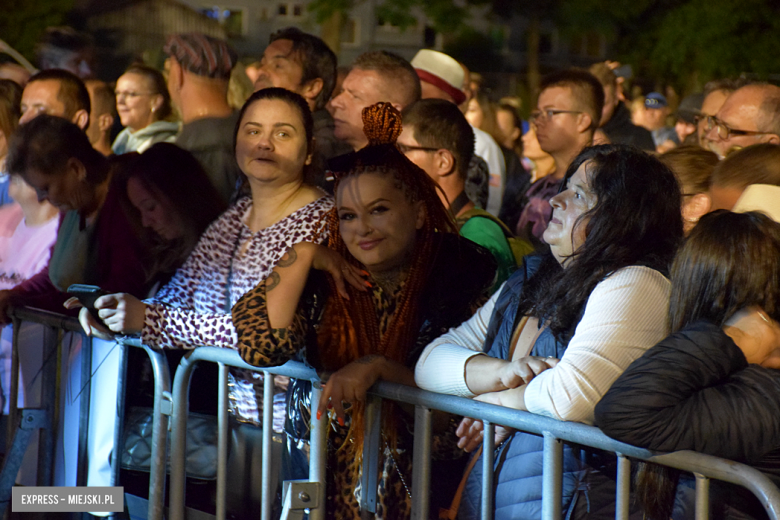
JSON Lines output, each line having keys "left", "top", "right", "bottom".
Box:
{"left": 337, "top": 171, "right": 425, "bottom": 274}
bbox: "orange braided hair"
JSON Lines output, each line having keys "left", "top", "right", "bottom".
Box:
{"left": 316, "top": 102, "right": 456, "bottom": 471}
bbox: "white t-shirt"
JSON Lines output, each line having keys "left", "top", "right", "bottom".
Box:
{"left": 414, "top": 265, "right": 670, "bottom": 425}
{"left": 472, "top": 126, "right": 506, "bottom": 216}
{"left": 0, "top": 206, "right": 59, "bottom": 290}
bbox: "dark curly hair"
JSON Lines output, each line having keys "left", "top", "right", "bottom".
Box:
{"left": 518, "top": 144, "right": 683, "bottom": 342}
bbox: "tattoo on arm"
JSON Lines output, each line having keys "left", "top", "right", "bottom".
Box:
{"left": 276, "top": 248, "right": 298, "bottom": 268}
{"left": 266, "top": 272, "right": 281, "bottom": 292}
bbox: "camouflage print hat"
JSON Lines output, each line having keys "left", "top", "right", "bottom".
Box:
{"left": 164, "top": 33, "right": 237, "bottom": 80}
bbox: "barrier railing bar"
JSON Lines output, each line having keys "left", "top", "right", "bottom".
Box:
{"left": 615, "top": 454, "right": 630, "bottom": 520}
{"left": 216, "top": 363, "right": 229, "bottom": 520}
{"left": 368, "top": 380, "right": 780, "bottom": 520}
{"left": 695, "top": 473, "right": 710, "bottom": 520}
{"left": 411, "top": 405, "right": 432, "bottom": 520}
{"left": 262, "top": 371, "right": 275, "bottom": 520}
{"left": 481, "top": 421, "right": 495, "bottom": 520}
{"left": 360, "top": 394, "right": 381, "bottom": 513}
{"left": 308, "top": 383, "right": 327, "bottom": 520}
{"left": 542, "top": 433, "right": 563, "bottom": 520}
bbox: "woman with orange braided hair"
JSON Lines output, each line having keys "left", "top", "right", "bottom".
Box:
{"left": 232, "top": 102, "right": 497, "bottom": 519}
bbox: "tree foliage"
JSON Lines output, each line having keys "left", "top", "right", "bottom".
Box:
{"left": 0, "top": 0, "right": 75, "bottom": 62}
{"left": 310, "top": 0, "right": 780, "bottom": 87}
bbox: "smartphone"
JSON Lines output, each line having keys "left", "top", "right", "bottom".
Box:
{"left": 67, "top": 284, "right": 107, "bottom": 324}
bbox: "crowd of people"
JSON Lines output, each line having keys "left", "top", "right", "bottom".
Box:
{"left": 0, "top": 22, "right": 779, "bottom": 520}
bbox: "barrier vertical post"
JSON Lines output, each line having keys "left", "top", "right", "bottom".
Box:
{"left": 695, "top": 473, "right": 710, "bottom": 520}
{"left": 76, "top": 333, "right": 92, "bottom": 486}
{"left": 6, "top": 319, "right": 20, "bottom": 456}
{"left": 111, "top": 345, "right": 128, "bottom": 488}
{"left": 216, "top": 363, "right": 229, "bottom": 520}
{"left": 169, "top": 354, "right": 196, "bottom": 520}
{"left": 616, "top": 454, "right": 631, "bottom": 520}
{"left": 542, "top": 433, "right": 563, "bottom": 520}
{"left": 37, "top": 325, "right": 58, "bottom": 486}
{"left": 411, "top": 405, "right": 432, "bottom": 520}
{"left": 308, "top": 383, "right": 327, "bottom": 520}
{"left": 481, "top": 421, "right": 495, "bottom": 520}
{"left": 361, "top": 395, "right": 382, "bottom": 513}
{"left": 262, "top": 371, "right": 275, "bottom": 520}
{"left": 141, "top": 344, "right": 171, "bottom": 520}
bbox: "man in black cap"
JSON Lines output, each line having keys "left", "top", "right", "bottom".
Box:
{"left": 165, "top": 32, "right": 241, "bottom": 203}
{"left": 589, "top": 62, "right": 654, "bottom": 151}
{"left": 674, "top": 93, "right": 703, "bottom": 146}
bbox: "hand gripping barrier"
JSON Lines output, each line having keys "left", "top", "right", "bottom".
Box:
{"left": 2, "top": 307, "right": 171, "bottom": 520}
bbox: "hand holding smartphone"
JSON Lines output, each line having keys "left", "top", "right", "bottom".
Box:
{"left": 67, "top": 284, "right": 107, "bottom": 326}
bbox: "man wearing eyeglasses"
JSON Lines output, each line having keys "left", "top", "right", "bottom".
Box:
{"left": 704, "top": 83, "right": 780, "bottom": 159}
{"left": 516, "top": 69, "right": 603, "bottom": 243}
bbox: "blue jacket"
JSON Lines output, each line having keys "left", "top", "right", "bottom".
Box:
{"left": 459, "top": 255, "right": 617, "bottom": 520}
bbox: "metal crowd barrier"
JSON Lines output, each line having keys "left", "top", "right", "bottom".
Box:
{"left": 168, "top": 347, "right": 325, "bottom": 520}
{"left": 6, "top": 309, "right": 779, "bottom": 520}
{"left": 0, "top": 308, "right": 171, "bottom": 520}
{"left": 165, "top": 347, "right": 780, "bottom": 520}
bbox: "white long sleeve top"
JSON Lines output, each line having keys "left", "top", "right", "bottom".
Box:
{"left": 414, "top": 265, "right": 671, "bottom": 425}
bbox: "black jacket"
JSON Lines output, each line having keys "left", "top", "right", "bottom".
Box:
{"left": 595, "top": 321, "right": 780, "bottom": 519}
{"left": 601, "top": 103, "right": 656, "bottom": 152}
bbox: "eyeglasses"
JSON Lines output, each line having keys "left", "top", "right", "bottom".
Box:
{"left": 529, "top": 109, "right": 582, "bottom": 124}
{"left": 114, "top": 90, "right": 154, "bottom": 100}
{"left": 396, "top": 143, "right": 440, "bottom": 154}
{"left": 703, "top": 115, "right": 769, "bottom": 140}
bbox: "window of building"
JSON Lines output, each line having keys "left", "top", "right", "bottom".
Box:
{"left": 199, "top": 7, "right": 245, "bottom": 36}
{"left": 293, "top": 4, "right": 303, "bottom": 16}
{"left": 278, "top": 4, "right": 288, "bottom": 16}
{"left": 341, "top": 18, "right": 358, "bottom": 45}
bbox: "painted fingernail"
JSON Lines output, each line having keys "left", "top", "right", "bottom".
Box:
{"left": 364, "top": 281, "right": 372, "bottom": 288}
{"left": 361, "top": 270, "right": 370, "bottom": 277}
{"left": 316, "top": 410, "right": 322, "bottom": 421}
{"left": 338, "top": 417, "right": 345, "bottom": 427}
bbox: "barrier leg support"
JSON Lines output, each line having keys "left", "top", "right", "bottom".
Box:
{"left": 411, "top": 405, "right": 432, "bottom": 520}
{"left": 695, "top": 473, "right": 710, "bottom": 520}
{"left": 481, "top": 421, "right": 495, "bottom": 520}
{"left": 616, "top": 454, "right": 630, "bottom": 520}
{"left": 308, "top": 382, "right": 327, "bottom": 520}
{"left": 0, "top": 409, "right": 48, "bottom": 510}
{"left": 542, "top": 433, "right": 563, "bottom": 520}
{"left": 360, "top": 395, "right": 382, "bottom": 514}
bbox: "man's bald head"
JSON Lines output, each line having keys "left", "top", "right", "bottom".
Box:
{"left": 706, "top": 83, "right": 780, "bottom": 158}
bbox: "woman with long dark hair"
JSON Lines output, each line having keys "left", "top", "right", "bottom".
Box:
{"left": 121, "top": 142, "right": 227, "bottom": 284}
{"left": 232, "top": 102, "right": 497, "bottom": 519}
{"left": 596, "top": 210, "right": 780, "bottom": 520}
{"left": 415, "top": 144, "right": 684, "bottom": 520}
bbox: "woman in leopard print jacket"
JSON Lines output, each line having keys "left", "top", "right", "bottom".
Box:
{"left": 77, "top": 88, "right": 334, "bottom": 424}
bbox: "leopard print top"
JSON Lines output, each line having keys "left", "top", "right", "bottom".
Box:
{"left": 141, "top": 194, "right": 333, "bottom": 423}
